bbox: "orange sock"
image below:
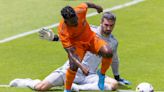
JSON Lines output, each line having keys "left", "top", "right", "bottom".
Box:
{"left": 65, "top": 68, "right": 77, "bottom": 90}
{"left": 101, "top": 57, "right": 112, "bottom": 74}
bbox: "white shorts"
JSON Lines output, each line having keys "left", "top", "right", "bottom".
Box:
{"left": 80, "top": 74, "right": 104, "bottom": 84}
{"left": 43, "top": 70, "right": 100, "bottom": 86}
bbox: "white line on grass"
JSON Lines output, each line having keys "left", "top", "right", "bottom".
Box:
{"left": 117, "top": 90, "right": 164, "bottom": 92}
{"left": 0, "top": 0, "right": 144, "bottom": 44}
{"left": 1, "top": 85, "right": 163, "bottom": 92}
{"left": 0, "top": 84, "right": 10, "bottom": 87}
{"left": 117, "top": 90, "right": 135, "bottom": 92}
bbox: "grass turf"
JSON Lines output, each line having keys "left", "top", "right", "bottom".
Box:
{"left": 0, "top": 0, "right": 130, "bottom": 40}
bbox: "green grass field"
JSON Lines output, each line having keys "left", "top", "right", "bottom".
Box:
{"left": 0, "top": 0, "right": 130, "bottom": 40}
{"left": 0, "top": 0, "right": 164, "bottom": 92}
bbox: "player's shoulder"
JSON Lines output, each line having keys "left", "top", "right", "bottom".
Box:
{"left": 75, "top": 3, "right": 87, "bottom": 14}
{"left": 109, "top": 33, "right": 115, "bottom": 38}
{"left": 76, "top": 3, "right": 87, "bottom": 9}
{"left": 58, "top": 20, "right": 65, "bottom": 29}
{"left": 58, "top": 22, "right": 68, "bottom": 37}
{"left": 110, "top": 34, "right": 117, "bottom": 40}
{"left": 109, "top": 34, "right": 119, "bottom": 45}
{"left": 90, "top": 24, "right": 98, "bottom": 29}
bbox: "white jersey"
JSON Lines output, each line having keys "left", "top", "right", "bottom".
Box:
{"left": 55, "top": 25, "right": 119, "bottom": 76}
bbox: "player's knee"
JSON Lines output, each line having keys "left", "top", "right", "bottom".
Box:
{"left": 34, "top": 83, "right": 41, "bottom": 90}
{"left": 35, "top": 86, "right": 41, "bottom": 91}
{"left": 106, "top": 49, "right": 113, "bottom": 58}
{"left": 40, "top": 86, "right": 49, "bottom": 91}
{"left": 99, "top": 45, "right": 113, "bottom": 58}
{"left": 69, "top": 61, "right": 78, "bottom": 71}
{"left": 35, "top": 82, "right": 51, "bottom": 91}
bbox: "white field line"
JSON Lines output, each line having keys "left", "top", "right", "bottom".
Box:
{"left": 0, "top": 85, "right": 163, "bottom": 92}
{"left": 0, "top": 84, "right": 10, "bottom": 87}
{"left": 0, "top": 0, "right": 144, "bottom": 44}
{"left": 117, "top": 90, "right": 164, "bottom": 92}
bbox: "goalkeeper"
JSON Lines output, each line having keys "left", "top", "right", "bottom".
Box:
{"left": 9, "top": 12, "right": 130, "bottom": 91}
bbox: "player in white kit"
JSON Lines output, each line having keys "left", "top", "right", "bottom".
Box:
{"left": 9, "top": 12, "right": 130, "bottom": 91}
{"left": 10, "top": 54, "right": 118, "bottom": 91}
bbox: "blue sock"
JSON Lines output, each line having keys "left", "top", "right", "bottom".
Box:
{"left": 97, "top": 70, "right": 105, "bottom": 90}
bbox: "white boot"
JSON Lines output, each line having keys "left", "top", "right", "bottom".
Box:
{"left": 9, "top": 78, "right": 41, "bottom": 89}
{"left": 9, "top": 78, "right": 32, "bottom": 87}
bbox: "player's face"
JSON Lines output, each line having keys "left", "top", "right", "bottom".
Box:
{"left": 101, "top": 18, "right": 115, "bottom": 37}
{"left": 65, "top": 16, "right": 78, "bottom": 26}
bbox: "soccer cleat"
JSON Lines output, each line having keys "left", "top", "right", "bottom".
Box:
{"left": 64, "top": 89, "right": 71, "bottom": 92}
{"left": 114, "top": 75, "right": 131, "bottom": 85}
{"left": 97, "top": 70, "right": 105, "bottom": 90}
{"left": 9, "top": 78, "right": 32, "bottom": 87}
{"left": 71, "top": 83, "right": 79, "bottom": 92}
{"left": 118, "top": 78, "right": 131, "bottom": 85}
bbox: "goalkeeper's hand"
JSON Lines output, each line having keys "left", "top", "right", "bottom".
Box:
{"left": 38, "top": 28, "right": 55, "bottom": 41}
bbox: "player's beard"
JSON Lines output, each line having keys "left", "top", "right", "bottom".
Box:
{"left": 101, "top": 26, "right": 111, "bottom": 37}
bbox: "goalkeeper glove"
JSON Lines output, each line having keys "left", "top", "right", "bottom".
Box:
{"left": 38, "top": 28, "right": 55, "bottom": 41}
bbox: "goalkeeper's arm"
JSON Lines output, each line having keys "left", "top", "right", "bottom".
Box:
{"left": 39, "top": 28, "right": 59, "bottom": 41}
{"left": 39, "top": 25, "right": 97, "bottom": 42}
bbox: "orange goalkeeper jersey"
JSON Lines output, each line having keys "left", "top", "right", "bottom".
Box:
{"left": 58, "top": 3, "right": 95, "bottom": 48}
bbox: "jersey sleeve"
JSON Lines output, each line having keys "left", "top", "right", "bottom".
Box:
{"left": 75, "top": 3, "right": 88, "bottom": 18}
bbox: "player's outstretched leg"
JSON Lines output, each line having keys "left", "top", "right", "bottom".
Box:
{"left": 9, "top": 78, "right": 41, "bottom": 89}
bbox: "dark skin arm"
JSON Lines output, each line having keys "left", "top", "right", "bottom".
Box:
{"left": 65, "top": 47, "right": 89, "bottom": 76}
{"left": 85, "top": 2, "right": 103, "bottom": 13}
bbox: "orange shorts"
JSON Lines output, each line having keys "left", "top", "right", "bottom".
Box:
{"left": 72, "top": 35, "right": 107, "bottom": 61}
